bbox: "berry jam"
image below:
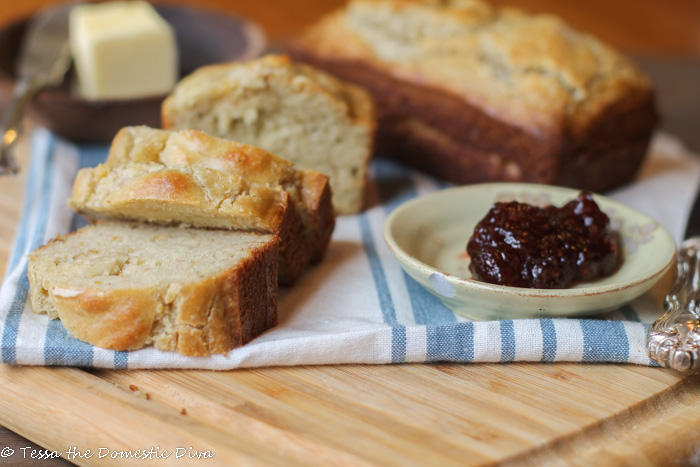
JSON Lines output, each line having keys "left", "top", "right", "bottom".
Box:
{"left": 466, "top": 192, "right": 620, "bottom": 289}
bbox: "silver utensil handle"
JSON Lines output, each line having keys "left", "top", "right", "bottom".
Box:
{"left": 647, "top": 237, "right": 700, "bottom": 371}
{"left": 0, "top": 77, "right": 42, "bottom": 176}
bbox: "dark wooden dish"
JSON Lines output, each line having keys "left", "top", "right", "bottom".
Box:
{"left": 0, "top": 3, "right": 266, "bottom": 143}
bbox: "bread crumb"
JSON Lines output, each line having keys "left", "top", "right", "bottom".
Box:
{"left": 127, "top": 384, "right": 150, "bottom": 400}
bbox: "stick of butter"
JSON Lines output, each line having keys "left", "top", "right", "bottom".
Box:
{"left": 69, "top": 1, "right": 178, "bottom": 100}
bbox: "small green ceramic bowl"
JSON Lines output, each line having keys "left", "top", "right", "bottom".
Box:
{"left": 383, "top": 183, "right": 676, "bottom": 320}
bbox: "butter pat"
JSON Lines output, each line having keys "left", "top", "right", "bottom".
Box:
{"left": 69, "top": 1, "right": 178, "bottom": 100}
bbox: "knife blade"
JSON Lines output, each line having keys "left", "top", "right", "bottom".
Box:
{"left": 0, "top": 4, "right": 73, "bottom": 175}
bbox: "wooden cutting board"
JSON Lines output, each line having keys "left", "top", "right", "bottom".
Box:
{"left": 1, "top": 2, "right": 699, "bottom": 465}
{"left": 0, "top": 128, "right": 699, "bottom": 467}
{"left": 0, "top": 362, "right": 698, "bottom": 466}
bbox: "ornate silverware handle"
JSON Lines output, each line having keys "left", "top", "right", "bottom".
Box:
{"left": 647, "top": 237, "right": 700, "bottom": 371}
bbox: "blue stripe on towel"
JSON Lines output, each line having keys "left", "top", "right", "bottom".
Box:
{"left": 44, "top": 318, "right": 94, "bottom": 366}
{"left": 581, "top": 320, "right": 629, "bottom": 363}
{"left": 114, "top": 351, "right": 129, "bottom": 369}
{"left": 2, "top": 133, "right": 58, "bottom": 364}
{"left": 28, "top": 134, "right": 58, "bottom": 252}
{"left": 359, "top": 210, "right": 407, "bottom": 361}
{"left": 6, "top": 132, "right": 49, "bottom": 274}
{"left": 359, "top": 214, "right": 397, "bottom": 325}
{"left": 1, "top": 275, "right": 29, "bottom": 364}
{"left": 500, "top": 320, "right": 516, "bottom": 362}
{"left": 391, "top": 327, "right": 406, "bottom": 363}
{"left": 540, "top": 318, "right": 557, "bottom": 362}
{"left": 426, "top": 322, "right": 474, "bottom": 362}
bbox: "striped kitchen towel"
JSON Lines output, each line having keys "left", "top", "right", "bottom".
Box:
{"left": 1, "top": 128, "right": 699, "bottom": 369}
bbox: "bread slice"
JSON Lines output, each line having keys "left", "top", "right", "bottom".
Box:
{"left": 161, "top": 54, "right": 376, "bottom": 215}
{"left": 68, "top": 125, "right": 335, "bottom": 285}
{"left": 28, "top": 221, "right": 278, "bottom": 357}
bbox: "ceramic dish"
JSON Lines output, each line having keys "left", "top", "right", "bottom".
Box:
{"left": 0, "top": 3, "right": 266, "bottom": 143}
{"left": 383, "top": 183, "right": 676, "bottom": 320}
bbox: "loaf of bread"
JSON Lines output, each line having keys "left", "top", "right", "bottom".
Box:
{"left": 68, "top": 126, "right": 335, "bottom": 285}
{"left": 28, "top": 221, "right": 278, "bottom": 357}
{"left": 285, "top": 0, "right": 658, "bottom": 193}
{"left": 161, "top": 54, "right": 376, "bottom": 215}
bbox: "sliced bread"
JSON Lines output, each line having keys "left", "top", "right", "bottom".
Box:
{"left": 161, "top": 54, "right": 376, "bottom": 215}
{"left": 28, "top": 221, "right": 278, "bottom": 356}
{"left": 68, "top": 125, "right": 335, "bottom": 285}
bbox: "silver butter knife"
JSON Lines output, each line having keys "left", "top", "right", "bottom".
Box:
{"left": 0, "top": 4, "right": 72, "bottom": 175}
{"left": 646, "top": 186, "right": 700, "bottom": 371}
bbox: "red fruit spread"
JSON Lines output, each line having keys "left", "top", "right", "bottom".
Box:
{"left": 466, "top": 192, "right": 620, "bottom": 289}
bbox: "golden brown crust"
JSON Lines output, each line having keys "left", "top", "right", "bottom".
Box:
{"left": 70, "top": 163, "right": 290, "bottom": 232}
{"left": 50, "top": 288, "right": 158, "bottom": 351}
{"left": 109, "top": 170, "right": 204, "bottom": 206}
{"left": 106, "top": 126, "right": 301, "bottom": 188}
{"left": 290, "top": 1, "right": 653, "bottom": 134}
{"left": 27, "top": 222, "right": 279, "bottom": 357}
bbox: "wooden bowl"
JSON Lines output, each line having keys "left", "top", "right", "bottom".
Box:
{"left": 0, "top": 3, "right": 266, "bottom": 143}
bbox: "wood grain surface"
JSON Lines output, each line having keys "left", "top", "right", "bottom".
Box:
{"left": 0, "top": 1, "right": 699, "bottom": 466}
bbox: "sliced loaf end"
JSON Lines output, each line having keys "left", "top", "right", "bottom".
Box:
{"left": 161, "top": 54, "right": 375, "bottom": 215}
